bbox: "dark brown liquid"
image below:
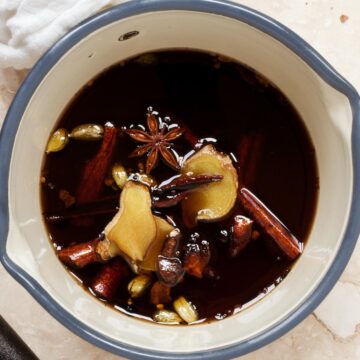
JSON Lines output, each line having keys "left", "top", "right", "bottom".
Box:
{"left": 41, "top": 50, "right": 318, "bottom": 323}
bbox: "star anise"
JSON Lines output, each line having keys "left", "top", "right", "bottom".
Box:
{"left": 127, "top": 111, "right": 184, "bottom": 174}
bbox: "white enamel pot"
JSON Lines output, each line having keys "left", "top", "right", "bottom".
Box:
{"left": 1, "top": 1, "right": 359, "bottom": 358}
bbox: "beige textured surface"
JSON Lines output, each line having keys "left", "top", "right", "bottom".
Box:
{"left": 1, "top": 0, "right": 360, "bottom": 359}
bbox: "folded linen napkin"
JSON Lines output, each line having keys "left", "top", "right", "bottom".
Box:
{"left": 0, "top": 0, "right": 124, "bottom": 70}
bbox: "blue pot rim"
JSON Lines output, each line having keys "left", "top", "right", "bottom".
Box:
{"left": 1, "top": 1, "right": 359, "bottom": 358}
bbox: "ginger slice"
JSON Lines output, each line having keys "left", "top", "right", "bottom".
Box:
{"left": 181, "top": 144, "right": 238, "bottom": 227}
{"left": 105, "top": 181, "right": 156, "bottom": 262}
{"left": 141, "top": 216, "right": 175, "bottom": 272}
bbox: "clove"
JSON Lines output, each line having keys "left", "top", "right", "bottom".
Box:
{"left": 150, "top": 281, "right": 172, "bottom": 305}
{"left": 183, "top": 240, "right": 210, "bottom": 278}
{"left": 229, "top": 215, "right": 253, "bottom": 257}
{"left": 157, "top": 231, "right": 184, "bottom": 287}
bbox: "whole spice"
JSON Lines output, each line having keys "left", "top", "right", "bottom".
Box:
{"left": 128, "top": 274, "right": 152, "bottom": 298}
{"left": 155, "top": 174, "right": 223, "bottom": 193}
{"left": 152, "top": 174, "right": 224, "bottom": 209}
{"left": 157, "top": 256, "right": 184, "bottom": 287}
{"left": 238, "top": 187, "right": 302, "bottom": 259}
{"left": 44, "top": 194, "right": 119, "bottom": 223}
{"left": 153, "top": 310, "right": 183, "bottom": 324}
{"left": 70, "top": 124, "right": 104, "bottom": 140}
{"left": 152, "top": 191, "right": 191, "bottom": 209}
{"left": 157, "top": 231, "right": 184, "bottom": 287}
{"left": 44, "top": 159, "right": 225, "bottom": 224}
{"left": 111, "top": 162, "right": 128, "bottom": 189}
{"left": 76, "top": 122, "right": 118, "bottom": 205}
{"left": 127, "top": 109, "right": 184, "bottom": 173}
{"left": 173, "top": 296, "right": 199, "bottom": 323}
{"left": 46, "top": 128, "right": 69, "bottom": 153}
{"left": 45, "top": 187, "right": 192, "bottom": 223}
{"left": 229, "top": 215, "right": 253, "bottom": 257}
{"left": 58, "top": 238, "right": 101, "bottom": 268}
{"left": 91, "top": 258, "right": 130, "bottom": 300}
{"left": 150, "top": 281, "right": 172, "bottom": 305}
{"left": 183, "top": 240, "right": 211, "bottom": 278}
{"left": 237, "top": 132, "right": 264, "bottom": 188}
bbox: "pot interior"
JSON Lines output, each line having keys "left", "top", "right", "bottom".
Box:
{"left": 7, "top": 10, "right": 352, "bottom": 352}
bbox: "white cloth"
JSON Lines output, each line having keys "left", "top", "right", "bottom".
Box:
{"left": 0, "top": 0, "right": 123, "bottom": 70}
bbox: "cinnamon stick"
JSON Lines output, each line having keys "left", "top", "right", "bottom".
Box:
{"left": 45, "top": 195, "right": 119, "bottom": 223}
{"left": 90, "top": 258, "right": 129, "bottom": 300}
{"left": 155, "top": 174, "right": 223, "bottom": 193}
{"left": 152, "top": 191, "right": 191, "bottom": 208}
{"left": 237, "top": 133, "right": 253, "bottom": 174}
{"left": 45, "top": 189, "right": 190, "bottom": 223}
{"left": 238, "top": 187, "right": 302, "bottom": 259}
{"left": 58, "top": 239, "right": 101, "bottom": 268}
{"left": 152, "top": 175, "right": 223, "bottom": 208}
{"left": 237, "top": 132, "right": 264, "bottom": 187}
{"left": 76, "top": 123, "right": 118, "bottom": 205}
{"left": 46, "top": 174, "right": 223, "bottom": 223}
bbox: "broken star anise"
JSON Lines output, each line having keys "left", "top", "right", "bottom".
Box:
{"left": 127, "top": 110, "right": 184, "bottom": 174}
